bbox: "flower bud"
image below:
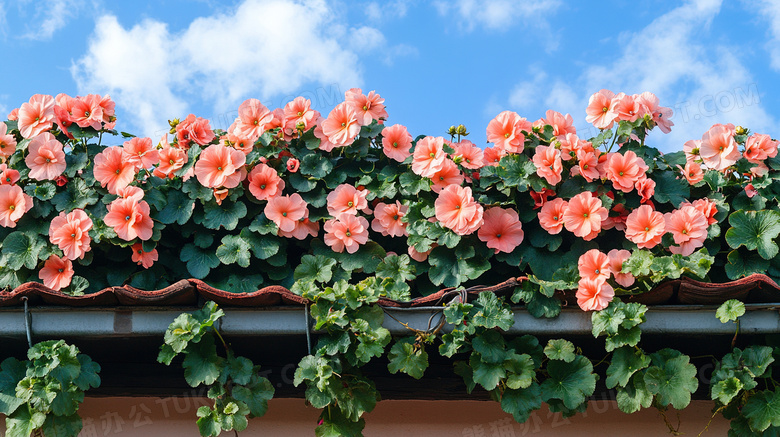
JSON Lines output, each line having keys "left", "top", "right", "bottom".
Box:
{"left": 447, "top": 125, "right": 458, "bottom": 136}
{"left": 735, "top": 126, "right": 748, "bottom": 135}
{"left": 456, "top": 124, "right": 469, "bottom": 136}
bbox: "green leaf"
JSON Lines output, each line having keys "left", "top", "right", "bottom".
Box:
{"left": 744, "top": 390, "right": 780, "bottom": 432}
{"left": 469, "top": 354, "right": 505, "bottom": 391}
{"left": 234, "top": 376, "right": 274, "bottom": 417}
{"left": 501, "top": 383, "right": 542, "bottom": 423}
{"left": 427, "top": 244, "right": 491, "bottom": 287}
{"left": 541, "top": 355, "right": 597, "bottom": 409}
{"left": 544, "top": 339, "right": 576, "bottom": 363}
{"left": 180, "top": 244, "right": 220, "bottom": 279}
{"left": 24, "top": 182, "right": 56, "bottom": 201}
{"left": 248, "top": 213, "right": 279, "bottom": 235}
{"left": 716, "top": 299, "right": 746, "bottom": 323}
{"left": 725, "top": 249, "right": 769, "bottom": 280}
{"left": 182, "top": 335, "right": 223, "bottom": 387}
{"left": 725, "top": 210, "right": 780, "bottom": 260}
{"left": 300, "top": 153, "right": 334, "bottom": 178}
{"left": 472, "top": 292, "right": 514, "bottom": 331}
{"left": 216, "top": 234, "right": 252, "bottom": 268}
{"left": 622, "top": 250, "right": 654, "bottom": 276}
{"left": 606, "top": 347, "right": 650, "bottom": 389}
{"left": 73, "top": 354, "right": 101, "bottom": 391}
{"left": 201, "top": 200, "right": 247, "bottom": 231}
{"left": 51, "top": 387, "right": 83, "bottom": 416}
{"left": 0, "top": 392, "right": 24, "bottom": 416}
{"left": 240, "top": 228, "right": 281, "bottom": 260}
{"left": 472, "top": 330, "right": 507, "bottom": 364}
{"left": 652, "top": 170, "right": 690, "bottom": 206}
{"left": 703, "top": 170, "right": 726, "bottom": 190}
{"left": 1, "top": 232, "right": 44, "bottom": 270}
{"left": 196, "top": 406, "right": 221, "bottom": 437}
{"left": 294, "top": 254, "right": 337, "bottom": 283}
{"left": 156, "top": 189, "right": 195, "bottom": 225}
{"left": 712, "top": 376, "right": 744, "bottom": 405}
{"left": 616, "top": 374, "right": 653, "bottom": 414}
{"left": 315, "top": 409, "right": 365, "bottom": 437}
{"left": 6, "top": 405, "right": 46, "bottom": 437}
{"left": 375, "top": 254, "right": 416, "bottom": 282}
{"left": 644, "top": 352, "right": 698, "bottom": 409}
{"left": 387, "top": 338, "right": 428, "bottom": 379}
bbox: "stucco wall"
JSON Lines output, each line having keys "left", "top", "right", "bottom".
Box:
{"left": 9, "top": 397, "right": 729, "bottom": 436}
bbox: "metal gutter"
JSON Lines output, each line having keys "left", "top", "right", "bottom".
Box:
{"left": 0, "top": 304, "right": 778, "bottom": 338}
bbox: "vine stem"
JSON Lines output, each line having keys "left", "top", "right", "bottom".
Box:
{"left": 697, "top": 405, "right": 726, "bottom": 437}
{"left": 213, "top": 327, "right": 230, "bottom": 353}
{"left": 590, "top": 352, "right": 611, "bottom": 368}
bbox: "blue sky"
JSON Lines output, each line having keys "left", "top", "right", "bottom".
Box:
{"left": 1, "top": 0, "right": 779, "bottom": 152}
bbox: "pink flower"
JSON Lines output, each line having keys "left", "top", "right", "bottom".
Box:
{"left": 477, "top": 207, "right": 524, "bottom": 253}
{"left": 98, "top": 94, "right": 116, "bottom": 125}
{"left": 700, "top": 124, "right": 739, "bottom": 171}
{"left": 0, "top": 185, "right": 31, "bottom": 227}
{"left": 117, "top": 186, "right": 145, "bottom": 202}
{"left": 559, "top": 133, "right": 593, "bottom": 161}
{"left": 585, "top": 89, "right": 618, "bottom": 130}
{"left": 483, "top": 146, "right": 506, "bottom": 166}
{"left": 683, "top": 139, "right": 702, "bottom": 164}
{"left": 381, "top": 124, "right": 413, "bottom": 162}
{"left": 18, "top": 94, "right": 55, "bottom": 139}
{"left": 314, "top": 124, "right": 338, "bottom": 152}
{"left": 608, "top": 249, "right": 634, "bottom": 288}
{"left": 744, "top": 133, "right": 778, "bottom": 163}
{"left": 25, "top": 132, "right": 67, "bottom": 181}
{"left": 70, "top": 94, "right": 104, "bottom": 130}
{"left": 664, "top": 206, "right": 708, "bottom": 256}
{"left": 452, "top": 140, "right": 484, "bottom": 170}
{"left": 323, "top": 214, "right": 370, "bottom": 254}
{"left": 606, "top": 151, "right": 648, "bottom": 193}
{"left": 371, "top": 201, "right": 408, "bottom": 237}
{"left": 104, "top": 197, "right": 154, "bottom": 241}
{"left": 345, "top": 88, "right": 388, "bottom": 126}
{"left": 533, "top": 145, "right": 563, "bottom": 185}
{"left": 286, "top": 158, "right": 300, "bottom": 173}
{"left": 683, "top": 198, "right": 718, "bottom": 226}
{"left": 7, "top": 108, "right": 18, "bottom": 120}
{"left": 124, "top": 137, "right": 159, "bottom": 169}
{"left": 538, "top": 197, "right": 568, "bottom": 234}
{"left": 625, "top": 205, "right": 665, "bottom": 249}
{"left": 94, "top": 146, "right": 137, "bottom": 194}
{"left": 247, "top": 164, "right": 284, "bottom": 201}
{"left": 430, "top": 160, "right": 464, "bottom": 193}
{"left": 321, "top": 102, "right": 360, "bottom": 147}
{"left": 176, "top": 114, "right": 216, "bottom": 149}
{"left": 49, "top": 209, "right": 93, "bottom": 260}
{"left": 131, "top": 243, "right": 158, "bottom": 269}
{"left": 541, "top": 110, "right": 576, "bottom": 137}
{"left": 635, "top": 177, "right": 655, "bottom": 204}
{"left": 434, "top": 185, "right": 484, "bottom": 235}
{"left": 283, "top": 97, "right": 320, "bottom": 135}
{"left": 278, "top": 211, "right": 320, "bottom": 240}
{"left": 0, "top": 122, "right": 17, "bottom": 158}
{"left": 39, "top": 255, "right": 74, "bottom": 291}
{"left": 327, "top": 184, "right": 369, "bottom": 217}
{"left": 154, "top": 141, "right": 187, "bottom": 179}
{"left": 578, "top": 249, "right": 610, "bottom": 282}
{"left": 0, "top": 164, "right": 20, "bottom": 185}
{"left": 563, "top": 192, "right": 608, "bottom": 241}
{"left": 745, "top": 183, "right": 758, "bottom": 198}
{"left": 576, "top": 277, "right": 614, "bottom": 311}
{"left": 613, "top": 93, "right": 649, "bottom": 122}
{"left": 194, "top": 144, "right": 246, "bottom": 188}
{"left": 232, "top": 99, "right": 274, "bottom": 141}
{"left": 408, "top": 244, "right": 434, "bottom": 262}
{"left": 637, "top": 92, "right": 674, "bottom": 134}
{"left": 486, "top": 110, "right": 532, "bottom": 153}
{"left": 679, "top": 162, "right": 704, "bottom": 185}
{"left": 265, "top": 194, "right": 307, "bottom": 232}
{"left": 412, "top": 136, "right": 447, "bottom": 178}
{"left": 574, "top": 150, "right": 600, "bottom": 182}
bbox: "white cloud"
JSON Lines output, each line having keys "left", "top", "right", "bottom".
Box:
{"left": 504, "top": 0, "right": 776, "bottom": 152}
{"left": 0, "top": 2, "right": 7, "bottom": 38}
{"left": 434, "top": 0, "right": 561, "bottom": 31}
{"left": 72, "top": 0, "right": 374, "bottom": 136}
{"left": 348, "top": 26, "right": 386, "bottom": 53}
{"left": 751, "top": 0, "right": 780, "bottom": 70}
{"left": 365, "top": 0, "right": 411, "bottom": 22}
{"left": 19, "top": 0, "right": 84, "bottom": 40}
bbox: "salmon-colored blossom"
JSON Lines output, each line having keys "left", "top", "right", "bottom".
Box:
{"left": 573, "top": 149, "right": 600, "bottom": 182}
{"left": 538, "top": 197, "right": 568, "bottom": 234}
{"left": 530, "top": 188, "right": 555, "bottom": 209}
{"left": 39, "top": 255, "right": 73, "bottom": 291}
{"left": 327, "top": 184, "right": 369, "bottom": 217}
{"left": 49, "top": 209, "right": 93, "bottom": 260}
{"left": 606, "top": 151, "right": 648, "bottom": 193}
{"left": 194, "top": 144, "right": 246, "bottom": 188}
{"left": 585, "top": 89, "right": 618, "bottom": 130}
{"left": 321, "top": 102, "right": 360, "bottom": 147}
{"left": 563, "top": 192, "right": 608, "bottom": 240}
{"left": 155, "top": 143, "right": 187, "bottom": 179}
{"left": 131, "top": 243, "right": 158, "bottom": 269}
{"left": 7, "top": 108, "right": 18, "bottom": 120}
{"left": 533, "top": 145, "right": 563, "bottom": 185}
{"left": 117, "top": 186, "right": 144, "bottom": 202}
{"left": 0, "top": 122, "right": 17, "bottom": 158}
{"left": 613, "top": 93, "right": 648, "bottom": 122}
{"left": 278, "top": 212, "right": 320, "bottom": 240}
{"left": 625, "top": 205, "right": 665, "bottom": 249}
{"left": 372, "top": 201, "right": 408, "bottom": 237}
{"left": 283, "top": 97, "right": 320, "bottom": 136}
{"left": 0, "top": 185, "right": 31, "bottom": 227}
{"left": 314, "top": 124, "right": 338, "bottom": 152}
{"left": 637, "top": 92, "right": 674, "bottom": 134}
{"left": 664, "top": 205, "right": 708, "bottom": 256}
{"left": 247, "top": 164, "right": 284, "bottom": 201}
{"left": 231, "top": 98, "right": 273, "bottom": 141}
{"left": 430, "top": 159, "right": 464, "bottom": 193}
{"left": 381, "top": 124, "right": 413, "bottom": 162}
{"left": 700, "top": 123, "right": 739, "bottom": 171}
{"left": 70, "top": 94, "right": 104, "bottom": 130}
{"left": 0, "top": 164, "right": 19, "bottom": 185}
{"left": 602, "top": 203, "right": 630, "bottom": 231}
{"left": 541, "top": 110, "right": 576, "bottom": 137}
{"left": 683, "top": 198, "right": 718, "bottom": 226}
{"left": 104, "top": 198, "right": 154, "bottom": 241}
{"left": 683, "top": 139, "right": 701, "bottom": 164}
{"left": 124, "top": 137, "right": 159, "bottom": 169}
{"left": 452, "top": 140, "right": 484, "bottom": 170}
{"left": 745, "top": 184, "right": 758, "bottom": 198}
{"left": 576, "top": 277, "right": 614, "bottom": 311}
{"left": 408, "top": 244, "right": 434, "bottom": 262}
{"left": 412, "top": 136, "right": 447, "bottom": 178}
{"left": 478, "top": 207, "right": 524, "bottom": 253}
{"left": 434, "top": 185, "right": 484, "bottom": 235}
{"left": 635, "top": 177, "right": 655, "bottom": 204}
{"left": 176, "top": 114, "right": 215, "bottom": 149}
{"left": 323, "top": 214, "right": 370, "bottom": 254}
{"left": 265, "top": 193, "right": 307, "bottom": 232}
{"left": 678, "top": 162, "right": 704, "bottom": 185}
{"left": 558, "top": 133, "right": 593, "bottom": 161}
{"left": 345, "top": 88, "right": 388, "bottom": 126}
{"left": 286, "top": 158, "right": 299, "bottom": 173}
{"left": 26, "top": 132, "right": 67, "bottom": 181}
{"left": 18, "top": 94, "right": 55, "bottom": 139}
{"left": 486, "top": 110, "right": 532, "bottom": 153}
{"left": 608, "top": 249, "right": 635, "bottom": 288}
{"left": 744, "top": 133, "right": 778, "bottom": 163}
{"left": 578, "top": 249, "right": 611, "bottom": 282}
{"left": 483, "top": 146, "right": 506, "bottom": 166}
{"left": 93, "top": 146, "right": 136, "bottom": 194}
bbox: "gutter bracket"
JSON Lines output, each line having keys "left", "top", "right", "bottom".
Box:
{"left": 21, "top": 297, "right": 32, "bottom": 348}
